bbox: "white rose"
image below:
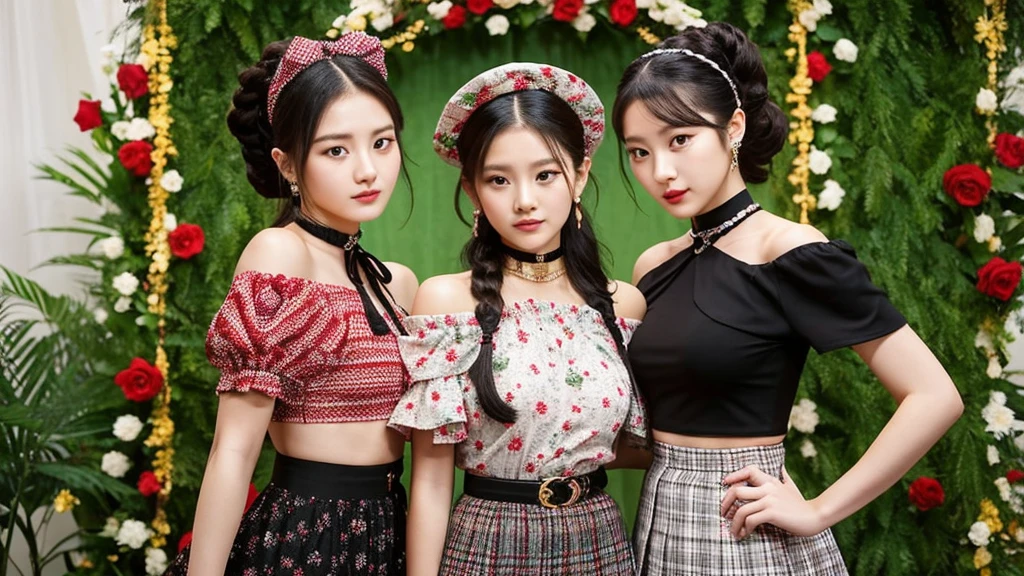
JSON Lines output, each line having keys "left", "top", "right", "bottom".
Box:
{"left": 977, "top": 88, "right": 999, "bottom": 113}
{"left": 98, "top": 236, "right": 125, "bottom": 259}
{"left": 800, "top": 438, "right": 817, "bottom": 459}
{"left": 115, "top": 519, "right": 151, "bottom": 550}
{"left": 811, "top": 103, "right": 837, "bottom": 124}
{"left": 991, "top": 390, "right": 1007, "bottom": 406}
{"left": 813, "top": 0, "right": 833, "bottom": 15}
{"left": 114, "top": 296, "right": 132, "bottom": 313}
{"left": 987, "top": 356, "right": 1003, "bottom": 379}
{"left": 426, "top": 0, "right": 453, "bottom": 19}
{"left": 145, "top": 547, "right": 168, "bottom": 576}
{"left": 160, "top": 169, "right": 183, "bottom": 193}
{"left": 93, "top": 308, "right": 108, "bottom": 324}
{"left": 809, "top": 147, "right": 832, "bottom": 175}
{"left": 995, "top": 477, "right": 1013, "bottom": 502}
{"left": 789, "top": 398, "right": 819, "bottom": 434}
{"left": 484, "top": 14, "right": 510, "bottom": 36}
{"left": 371, "top": 12, "right": 394, "bottom": 31}
{"left": 111, "top": 121, "right": 131, "bottom": 140}
{"left": 332, "top": 14, "right": 348, "bottom": 28}
{"left": 987, "top": 444, "right": 1001, "bottom": 465}
{"left": 818, "top": 179, "right": 846, "bottom": 211}
{"left": 833, "top": 39, "right": 859, "bottom": 63}
{"left": 974, "top": 214, "right": 996, "bottom": 243}
{"left": 113, "top": 415, "right": 144, "bottom": 442}
{"left": 495, "top": 0, "right": 519, "bottom": 7}
{"left": 164, "top": 213, "right": 178, "bottom": 232}
{"left": 126, "top": 118, "right": 156, "bottom": 141}
{"left": 798, "top": 9, "right": 820, "bottom": 32}
{"left": 101, "top": 451, "right": 131, "bottom": 478}
{"left": 968, "top": 521, "right": 991, "bottom": 547}
{"left": 572, "top": 11, "right": 597, "bottom": 32}
{"left": 112, "top": 272, "right": 139, "bottom": 297}
{"left": 100, "top": 517, "right": 120, "bottom": 538}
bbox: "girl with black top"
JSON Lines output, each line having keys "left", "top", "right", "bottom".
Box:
{"left": 611, "top": 22, "right": 963, "bottom": 575}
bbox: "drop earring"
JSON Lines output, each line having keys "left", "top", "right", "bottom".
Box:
{"left": 730, "top": 140, "right": 741, "bottom": 171}
{"left": 290, "top": 181, "right": 301, "bottom": 207}
{"left": 574, "top": 197, "right": 583, "bottom": 230}
{"left": 472, "top": 209, "right": 481, "bottom": 238}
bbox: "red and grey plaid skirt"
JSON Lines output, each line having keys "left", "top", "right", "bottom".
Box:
{"left": 633, "top": 442, "right": 848, "bottom": 576}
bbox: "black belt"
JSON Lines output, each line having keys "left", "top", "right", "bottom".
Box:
{"left": 271, "top": 453, "right": 402, "bottom": 500}
{"left": 463, "top": 467, "right": 607, "bottom": 509}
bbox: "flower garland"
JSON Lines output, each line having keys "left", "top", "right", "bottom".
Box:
{"left": 783, "top": 0, "right": 855, "bottom": 224}
{"left": 139, "top": 0, "right": 179, "bottom": 549}
{"left": 325, "top": 0, "right": 704, "bottom": 51}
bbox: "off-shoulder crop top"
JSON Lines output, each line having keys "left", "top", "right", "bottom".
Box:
{"left": 206, "top": 270, "right": 409, "bottom": 423}
{"left": 628, "top": 195, "right": 906, "bottom": 437}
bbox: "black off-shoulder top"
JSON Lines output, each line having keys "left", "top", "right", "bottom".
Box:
{"left": 628, "top": 191, "right": 907, "bottom": 437}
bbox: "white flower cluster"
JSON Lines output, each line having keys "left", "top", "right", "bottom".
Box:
{"left": 116, "top": 519, "right": 152, "bottom": 549}
{"left": 111, "top": 117, "right": 156, "bottom": 142}
{"left": 635, "top": 0, "right": 706, "bottom": 31}
{"left": 994, "top": 477, "right": 1024, "bottom": 515}
{"left": 1002, "top": 58, "right": 1024, "bottom": 115}
{"left": 981, "top": 391, "right": 1024, "bottom": 439}
{"left": 112, "top": 272, "right": 139, "bottom": 297}
{"left": 818, "top": 179, "right": 846, "bottom": 211}
{"left": 968, "top": 520, "right": 991, "bottom": 547}
{"left": 101, "top": 450, "right": 132, "bottom": 478}
{"left": 113, "top": 414, "right": 144, "bottom": 442}
{"left": 789, "top": 398, "right": 819, "bottom": 434}
{"left": 974, "top": 214, "right": 996, "bottom": 244}
{"left": 809, "top": 146, "right": 832, "bottom": 175}
{"left": 331, "top": 0, "right": 398, "bottom": 33}
{"left": 145, "top": 547, "right": 168, "bottom": 575}
{"left": 97, "top": 236, "right": 124, "bottom": 260}
{"left": 797, "top": 0, "right": 832, "bottom": 32}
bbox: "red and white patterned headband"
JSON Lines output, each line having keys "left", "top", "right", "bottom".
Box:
{"left": 267, "top": 33, "right": 388, "bottom": 125}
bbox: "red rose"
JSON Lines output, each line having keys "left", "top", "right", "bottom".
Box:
{"left": 117, "top": 141, "right": 154, "bottom": 177}
{"left": 908, "top": 476, "right": 944, "bottom": 511}
{"left": 1008, "top": 469, "right": 1024, "bottom": 483}
{"left": 117, "top": 64, "right": 149, "bottom": 99}
{"left": 245, "top": 483, "right": 259, "bottom": 512}
{"left": 467, "top": 0, "right": 493, "bottom": 15}
{"left": 977, "top": 257, "right": 1023, "bottom": 301}
{"left": 609, "top": 0, "right": 638, "bottom": 26}
{"left": 73, "top": 99, "right": 103, "bottom": 132}
{"left": 442, "top": 5, "right": 467, "bottom": 29}
{"left": 137, "top": 471, "right": 162, "bottom": 497}
{"left": 995, "top": 133, "right": 1024, "bottom": 169}
{"left": 552, "top": 0, "right": 584, "bottom": 22}
{"left": 943, "top": 163, "right": 991, "bottom": 207}
{"left": 806, "top": 51, "right": 832, "bottom": 83}
{"left": 177, "top": 531, "right": 193, "bottom": 553}
{"left": 114, "top": 357, "right": 164, "bottom": 402}
{"left": 168, "top": 223, "right": 205, "bottom": 259}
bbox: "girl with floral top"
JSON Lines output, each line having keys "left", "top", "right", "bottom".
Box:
{"left": 388, "top": 63, "right": 647, "bottom": 576}
{"left": 165, "top": 33, "right": 416, "bottom": 576}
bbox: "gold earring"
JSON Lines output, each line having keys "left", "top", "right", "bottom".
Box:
{"left": 289, "top": 181, "right": 300, "bottom": 207}
{"left": 472, "top": 209, "right": 481, "bottom": 238}
{"left": 730, "top": 140, "right": 741, "bottom": 171}
{"left": 574, "top": 197, "right": 582, "bottom": 230}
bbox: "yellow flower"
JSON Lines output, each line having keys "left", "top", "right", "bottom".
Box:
{"left": 980, "top": 568, "right": 992, "bottom": 576}
{"left": 53, "top": 489, "right": 80, "bottom": 513}
{"left": 326, "top": 28, "right": 340, "bottom": 39}
{"left": 347, "top": 15, "right": 367, "bottom": 31}
{"left": 107, "top": 555, "right": 118, "bottom": 563}
{"left": 974, "top": 546, "right": 992, "bottom": 569}
{"left": 402, "top": 41, "right": 415, "bottom": 52}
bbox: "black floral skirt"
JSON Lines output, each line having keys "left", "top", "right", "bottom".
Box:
{"left": 165, "top": 454, "right": 406, "bottom": 575}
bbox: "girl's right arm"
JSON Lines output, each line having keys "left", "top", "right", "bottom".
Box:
{"left": 406, "top": 429, "right": 455, "bottom": 576}
{"left": 186, "top": 391, "right": 274, "bottom": 575}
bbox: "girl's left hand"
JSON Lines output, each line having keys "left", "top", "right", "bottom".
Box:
{"left": 720, "top": 465, "right": 827, "bottom": 539}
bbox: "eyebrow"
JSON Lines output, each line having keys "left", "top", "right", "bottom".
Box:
{"left": 312, "top": 124, "right": 396, "bottom": 143}
{"left": 482, "top": 157, "right": 560, "bottom": 172}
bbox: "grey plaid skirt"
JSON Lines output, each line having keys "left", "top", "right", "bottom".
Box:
{"left": 633, "top": 442, "right": 848, "bottom": 576}
{"left": 440, "top": 491, "right": 635, "bottom": 575}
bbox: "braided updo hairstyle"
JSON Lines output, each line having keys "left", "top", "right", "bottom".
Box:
{"left": 453, "top": 90, "right": 641, "bottom": 426}
{"left": 226, "top": 38, "right": 410, "bottom": 227}
{"left": 611, "top": 22, "right": 788, "bottom": 184}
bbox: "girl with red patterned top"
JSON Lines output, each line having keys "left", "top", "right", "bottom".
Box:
{"left": 165, "top": 33, "right": 417, "bottom": 576}
{"left": 388, "top": 63, "right": 647, "bottom": 576}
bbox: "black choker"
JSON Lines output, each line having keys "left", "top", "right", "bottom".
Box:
{"left": 689, "top": 189, "right": 760, "bottom": 255}
{"left": 295, "top": 217, "right": 405, "bottom": 336}
{"left": 502, "top": 245, "right": 564, "bottom": 264}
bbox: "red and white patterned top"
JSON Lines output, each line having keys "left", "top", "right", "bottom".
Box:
{"left": 207, "top": 270, "right": 409, "bottom": 423}
{"left": 388, "top": 299, "right": 645, "bottom": 480}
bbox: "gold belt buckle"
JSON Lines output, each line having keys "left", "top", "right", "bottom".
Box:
{"left": 538, "top": 476, "right": 583, "bottom": 509}
{"left": 386, "top": 471, "right": 394, "bottom": 492}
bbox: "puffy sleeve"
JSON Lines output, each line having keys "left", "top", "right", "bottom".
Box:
{"left": 768, "top": 240, "right": 907, "bottom": 353}
{"left": 618, "top": 318, "right": 648, "bottom": 441}
{"left": 388, "top": 313, "right": 482, "bottom": 444}
{"left": 206, "top": 271, "right": 327, "bottom": 399}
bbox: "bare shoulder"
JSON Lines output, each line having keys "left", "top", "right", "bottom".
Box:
{"left": 633, "top": 239, "right": 683, "bottom": 285}
{"left": 410, "top": 272, "right": 475, "bottom": 316}
{"left": 762, "top": 215, "right": 830, "bottom": 261}
{"left": 382, "top": 261, "right": 419, "bottom": 312}
{"left": 608, "top": 280, "right": 646, "bottom": 321}
{"left": 234, "top": 227, "right": 313, "bottom": 277}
